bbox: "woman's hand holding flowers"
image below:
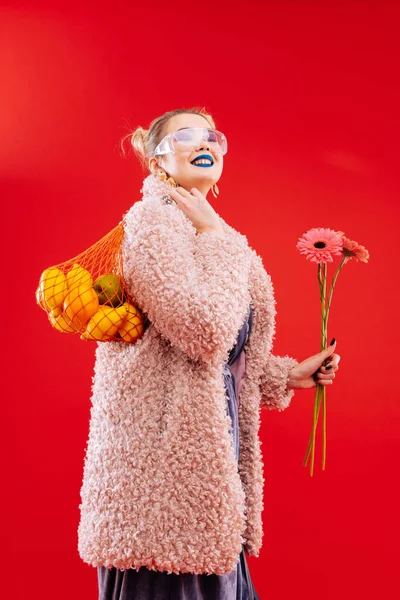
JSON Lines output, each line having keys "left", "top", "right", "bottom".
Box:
{"left": 287, "top": 339, "right": 340, "bottom": 390}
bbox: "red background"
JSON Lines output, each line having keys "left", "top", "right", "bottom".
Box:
{"left": 2, "top": 1, "right": 399, "bottom": 598}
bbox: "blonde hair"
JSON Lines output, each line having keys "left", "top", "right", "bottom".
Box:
{"left": 120, "top": 106, "right": 217, "bottom": 172}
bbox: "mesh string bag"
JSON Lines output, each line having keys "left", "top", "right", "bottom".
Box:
{"left": 35, "top": 218, "right": 145, "bottom": 343}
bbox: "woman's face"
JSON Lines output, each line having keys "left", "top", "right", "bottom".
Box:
{"left": 148, "top": 113, "right": 224, "bottom": 197}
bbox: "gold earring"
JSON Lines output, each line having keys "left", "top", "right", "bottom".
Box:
{"left": 211, "top": 183, "right": 219, "bottom": 198}
{"left": 157, "top": 169, "right": 178, "bottom": 188}
{"left": 166, "top": 176, "right": 179, "bottom": 188}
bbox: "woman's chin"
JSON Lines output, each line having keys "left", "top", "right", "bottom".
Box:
{"left": 184, "top": 168, "right": 219, "bottom": 183}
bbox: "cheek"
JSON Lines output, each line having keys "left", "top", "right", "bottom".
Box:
{"left": 216, "top": 158, "right": 223, "bottom": 172}
{"left": 174, "top": 155, "right": 193, "bottom": 174}
{"left": 165, "top": 154, "right": 188, "bottom": 172}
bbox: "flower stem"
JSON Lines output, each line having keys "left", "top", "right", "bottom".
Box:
{"left": 322, "top": 262, "right": 327, "bottom": 346}
{"left": 322, "top": 385, "right": 327, "bottom": 470}
{"left": 321, "top": 263, "right": 327, "bottom": 472}
{"left": 303, "top": 384, "right": 323, "bottom": 472}
{"left": 324, "top": 257, "right": 346, "bottom": 326}
{"left": 320, "top": 259, "right": 345, "bottom": 471}
{"left": 304, "top": 262, "right": 326, "bottom": 475}
{"left": 304, "top": 256, "right": 347, "bottom": 475}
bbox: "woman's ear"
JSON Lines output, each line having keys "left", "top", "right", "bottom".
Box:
{"left": 149, "top": 157, "right": 167, "bottom": 176}
{"left": 148, "top": 157, "right": 158, "bottom": 174}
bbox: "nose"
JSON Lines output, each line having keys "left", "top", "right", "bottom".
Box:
{"left": 196, "top": 138, "right": 210, "bottom": 151}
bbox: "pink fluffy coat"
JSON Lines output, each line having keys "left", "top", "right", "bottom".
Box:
{"left": 77, "top": 173, "right": 299, "bottom": 576}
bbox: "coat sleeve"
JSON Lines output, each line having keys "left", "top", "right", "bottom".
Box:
{"left": 121, "top": 198, "right": 252, "bottom": 363}
{"left": 249, "top": 251, "right": 299, "bottom": 411}
{"left": 259, "top": 353, "right": 299, "bottom": 411}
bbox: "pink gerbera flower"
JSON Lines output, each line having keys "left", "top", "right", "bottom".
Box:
{"left": 337, "top": 233, "right": 370, "bottom": 264}
{"left": 296, "top": 225, "right": 369, "bottom": 476}
{"left": 296, "top": 227, "right": 344, "bottom": 264}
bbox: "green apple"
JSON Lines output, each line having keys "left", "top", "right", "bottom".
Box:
{"left": 93, "top": 273, "right": 125, "bottom": 308}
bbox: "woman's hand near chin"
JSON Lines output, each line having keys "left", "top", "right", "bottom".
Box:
{"left": 168, "top": 186, "right": 225, "bottom": 236}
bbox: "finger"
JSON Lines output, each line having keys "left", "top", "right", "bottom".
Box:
{"left": 314, "top": 372, "right": 336, "bottom": 381}
{"left": 326, "top": 353, "right": 340, "bottom": 365}
{"left": 176, "top": 186, "right": 194, "bottom": 199}
{"left": 190, "top": 187, "right": 202, "bottom": 198}
{"left": 168, "top": 188, "right": 187, "bottom": 205}
{"left": 315, "top": 379, "right": 334, "bottom": 386}
{"left": 169, "top": 187, "right": 186, "bottom": 200}
{"left": 313, "top": 371, "right": 335, "bottom": 381}
{"left": 320, "top": 363, "right": 339, "bottom": 372}
{"left": 321, "top": 354, "right": 340, "bottom": 369}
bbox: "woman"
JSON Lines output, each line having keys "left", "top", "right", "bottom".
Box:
{"left": 77, "top": 107, "right": 340, "bottom": 600}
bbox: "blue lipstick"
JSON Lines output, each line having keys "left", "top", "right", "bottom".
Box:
{"left": 190, "top": 153, "right": 214, "bottom": 168}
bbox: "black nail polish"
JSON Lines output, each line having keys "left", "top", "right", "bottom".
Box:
{"left": 330, "top": 338, "right": 336, "bottom": 346}
{"left": 326, "top": 365, "right": 332, "bottom": 370}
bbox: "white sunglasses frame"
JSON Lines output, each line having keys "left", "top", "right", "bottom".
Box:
{"left": 150, "top": 127, "right": 228, "bottom": 157}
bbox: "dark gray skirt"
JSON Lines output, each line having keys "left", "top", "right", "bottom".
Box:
{"left": 97, "top": 546, "right": 259, "bottom": 600}
{"left": 97, "top": 306, "right": 260, "bottom": 600}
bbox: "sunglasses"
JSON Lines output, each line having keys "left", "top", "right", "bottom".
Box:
{"left": 150, "top": 127, "right": 228, "bottom": 157}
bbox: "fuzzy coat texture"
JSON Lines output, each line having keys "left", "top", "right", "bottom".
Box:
{"left": 77, "top": 173, "right": 299, "bottom": 576}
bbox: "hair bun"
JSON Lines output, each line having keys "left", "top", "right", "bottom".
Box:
{"left": 130, "top": 126, "right": 148, "bottom": 158}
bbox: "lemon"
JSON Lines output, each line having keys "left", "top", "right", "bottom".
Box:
{"left": 66, "top": 263, "right": 92, "bottom": 290}
{"left": 35, "top": 284, "right": 48, "bottom": 311}
{"left": 118, "top": 302, "right": 144, "bottom": 343}
{"left": 80, "top": 305, "right": 128, "bottom": 341}
{"left": 48, "top": 307, "right": 77, "bottom": 333}
{"left": 50, "top": 306, "right": 62, "bottom": 318}
{"left": 39, "top": 267, "right": 68, "bottom": 310}
{"left": 64, "top": 284, "right": 99, "bottom": 329}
